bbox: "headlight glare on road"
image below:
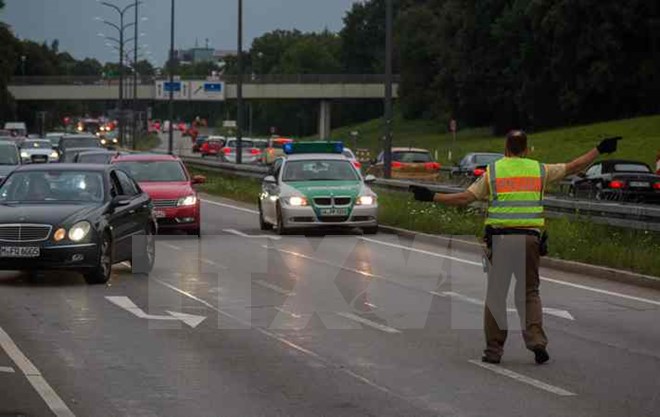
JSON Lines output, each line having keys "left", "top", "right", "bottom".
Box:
{"left": 68, "top": 221, "right": 91, "bottom": 242}
{"left": 53, "top": 228, "right": 66, "bottom": 242}
{"left": 357, "top": 195, "right": 375, "bottom": 205}
{"left": 287, "top": 196, "right": 307, "bottom": 206}
{"left": 177, "top": 195, "right": 197, "bottom": 206}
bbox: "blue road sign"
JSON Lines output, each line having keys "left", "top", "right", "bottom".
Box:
{"left": 204, "top": 83, "right": 223, "bottom": 93}
{"left": 164, "top": 82, "right": 181, "bottom": 92}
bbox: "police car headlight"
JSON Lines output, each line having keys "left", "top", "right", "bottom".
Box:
{"left": 356, "top": 195, "right": 375, "bottom": 205}
{"left": 20, "top": 151, "right": 29, "bottom": 158}
{"left": 287, "top": 196, "right": 308, "bottom": 207}
{"left": 68, "top": 221, "right": 91, "bottom": 242}
{"left": 177, "top": 195, "right": 197, "bottom": 206}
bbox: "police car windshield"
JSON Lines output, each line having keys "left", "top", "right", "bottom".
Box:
{"left": 283, "top": 160, "right": 359, "bottom": 182}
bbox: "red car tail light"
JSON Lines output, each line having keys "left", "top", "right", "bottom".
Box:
{"left": 424, "top": 162, "right": 441, "bottom": 171}
{"left": 473, "top": 168, "right": 486, "bottom": 177}
{"left": 250, "top": 148, "right": 261, "bottom": 155}
{"left": 391, "top": 161, "right": 403, "bottom": 169}
{"left": 223, "top": 147, "right": 231, "bottom": 154}
{"left": 608, "top": 180, "right": 625, "bottom": 189}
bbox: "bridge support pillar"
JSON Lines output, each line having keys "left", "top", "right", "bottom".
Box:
{"left": 318, "top": 100, "right": 332, "bottom": 139}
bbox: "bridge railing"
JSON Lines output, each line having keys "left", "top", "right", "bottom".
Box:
{"left": 10, "top": 74, "right": 401, "bottom": 86}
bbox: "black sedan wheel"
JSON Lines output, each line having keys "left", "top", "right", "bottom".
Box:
{"left": 132, "top": 226, "right": 156, "bottom": 275}
{"left": 84, "top": 233, "right": 112, "bottom": 285}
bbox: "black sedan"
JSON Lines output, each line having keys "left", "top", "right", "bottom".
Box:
{"left": 0, "top": 164, "right": 157, "bottom": 284}
{"left": 451, "top": 152, "right": 504, "bottom": 180}
{"left": 567, "top": 159, "right": 660, "bottom": 203}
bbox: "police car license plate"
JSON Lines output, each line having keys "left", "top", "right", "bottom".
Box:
{"left": 630, "top": 181, "right": 650, "bottom": 188}
{"left": 0, "top": 246, "right": 40, "bottom": 258}
{"left": 320, "top": 208, "right": 348, "bottom": 216}
{"left": 154, "top": 210, "right": 167, "bottom": 218}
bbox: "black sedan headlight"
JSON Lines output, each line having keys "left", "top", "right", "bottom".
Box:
{"left": 68, "top": 221, "right": 92, "bottom": 242}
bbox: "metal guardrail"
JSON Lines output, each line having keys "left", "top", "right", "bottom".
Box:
{"left": 10, "top": 74, "right": 401, "bottom": 86}
{"left": 181, "top": 156, "right": 660, "bottom": 232}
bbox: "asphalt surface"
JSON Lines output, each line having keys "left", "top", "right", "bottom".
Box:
{"left": 0, "top": 132, "right": 659, "bottom": 417}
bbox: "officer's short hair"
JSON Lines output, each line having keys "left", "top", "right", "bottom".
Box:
{"left": 506, "top": 130, "right": 528, "bottom": 156}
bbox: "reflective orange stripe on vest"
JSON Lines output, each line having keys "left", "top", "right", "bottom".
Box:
{"left": 494, "top": 177, "right": 542, "bottom": 193}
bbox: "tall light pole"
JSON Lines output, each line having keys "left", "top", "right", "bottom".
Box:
{"left": 236, "top": 0, "right": 244, "bottom": 164}
{"left": 168, "top": 0, "right": 175, "bottom": 155}
{"left": 383, "top": 0, "right": 394, "bottom": 179}
{"left": 99, "top": 1, "right": 140, "bottom": 146}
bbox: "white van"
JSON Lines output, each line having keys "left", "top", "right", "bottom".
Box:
{"left": 3, "top": 122, "right": 27, "bottom": 137}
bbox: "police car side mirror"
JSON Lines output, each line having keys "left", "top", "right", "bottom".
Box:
{"left": 364, "top": 174, "right": 376, "bottom": 184}
{"left": 263, "top": 175, "right": 277, "bottom": 184}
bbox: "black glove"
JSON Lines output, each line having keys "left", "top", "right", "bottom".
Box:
{"left": 410, "top": 185, "right": 435, "bottom": 202}
{"left": 597, "top": 136, "right": 622, "bottom": 154}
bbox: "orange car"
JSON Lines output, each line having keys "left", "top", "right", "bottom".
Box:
{"left": 367, "top": 147, "right": 441, "bottom": 181}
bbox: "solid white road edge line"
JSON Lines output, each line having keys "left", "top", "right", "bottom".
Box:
{"left": 361, "top": 237, "right": 660, "bottom": 308}
{"left": 0, "top": 366, "right": 15, "bottom": 373}
{"left": 0, "top": 326, "right": 76, "bottom": 417}
{"left": 159, "top": 242, "right": 182, "bottom": 251}
{"left": 224, "top": 228, "right": 281, "bottom": 240}
{"left": 468, "top": 359, "right": 576, "bottom": 397}
{"left": 202, "top": 199, "right": 259, "bottom": 214}
{"left": 254, "top": 279, "right": 296, "bottom": 296}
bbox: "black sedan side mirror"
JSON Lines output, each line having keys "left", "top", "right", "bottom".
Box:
{"left": 110, "top": 195, "right": 130, "bottom": 208}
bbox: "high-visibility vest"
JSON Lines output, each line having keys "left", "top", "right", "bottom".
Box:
{"left": 485, "top": 157, "right": 546, "bottom": 228}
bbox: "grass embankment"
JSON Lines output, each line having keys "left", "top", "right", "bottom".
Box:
{"left": 190, "top": 167, "right": 660, "bottom": 277}
{"left": 133, "top": 133, "right": 161, "bottom": 151}
{"left": 325, "top": 114, "right": 660, "bottom": 167}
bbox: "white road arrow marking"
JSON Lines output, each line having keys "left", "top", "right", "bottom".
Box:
{"left": 432, "top": 291, "right": 574, "bottom": 321}
{"left": 105, "top": 296, "right": 206, "bottom": 328}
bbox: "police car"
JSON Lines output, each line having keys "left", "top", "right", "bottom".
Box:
{"left": 258, "top": 142, "right": 379, "bottom": 234}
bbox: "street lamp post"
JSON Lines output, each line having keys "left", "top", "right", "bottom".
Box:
{"left": 383, "top": 0, "right": 394, "bottom": 179}
{"left": 99, "top": 1, "right": 140, "bottom": 146}
{"left": 236, "top": 0, "right": 244, "bottom": 164}
{"left": 168, "top": 0, "right": 175, "bottom": 155}
{"left": 132, "top": 0, "right": 139, "bottom": 149}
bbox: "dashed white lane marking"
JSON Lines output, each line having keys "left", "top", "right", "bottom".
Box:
{"left": 274, "top": 307, "right": 303, "bottom": 319}
{"left": 224, "top": 228, "right": 281, "bottom": 240}
{"left": 159, "top": 242, "right": 182, "bottom": 251}
{"left": 254, "top": 279, "right": 295, "bottom": 296}
{"left": 0, "top": 366, "right": 15, "bottom": 373}
{"left": 0, "top": 326, "right": 76, "bottom": 417}
{"left": 199, "top": 258, "right": 229, "bottom": 269}
{"left": 201, "top": 199, "right": 258, "bottom": 214}
{"left": 468, "top": 360, "right": 576, "bottom": 397}
{"left": 152, "top": 278, "right": 399, "bottom": 397}
{"left": 361, "top": 237, "right": 660, "bottom": 308}
{"left": 336, "top": 312, "right": 401, "bottom": 334}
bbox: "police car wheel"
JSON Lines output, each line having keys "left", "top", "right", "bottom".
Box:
{"left": 362, "top": 226, "right": 378, "bottom": 235}
{"left": 259, "top": 201, "right": 273, "bottom": 231}
{"left": 276, "top": 205, "right": 289, "bottom": 235}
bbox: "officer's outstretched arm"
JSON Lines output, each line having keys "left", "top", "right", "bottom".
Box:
{"left": 566, "top": 137, "right": 622, "bottom": 175}
{"left": 433, "top": 191, "right": 477, "bottom": 207}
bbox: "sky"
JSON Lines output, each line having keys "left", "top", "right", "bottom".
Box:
{"left": 2, "top": 0, "right": 359, "bottom": 66}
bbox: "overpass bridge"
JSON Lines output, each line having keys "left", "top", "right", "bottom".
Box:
{"left": 8, "top": 75, "right": 400, "bottom": 137}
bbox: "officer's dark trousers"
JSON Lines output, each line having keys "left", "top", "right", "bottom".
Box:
{"left": 484, "top": 234, "right": 548, "bottom": 359}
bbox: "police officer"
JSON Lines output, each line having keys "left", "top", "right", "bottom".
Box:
{"left": 411, "top": 131, "right": 620, "bottom": 364}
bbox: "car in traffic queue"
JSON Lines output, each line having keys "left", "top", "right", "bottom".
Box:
{"left": 0, "top": 141, "right": 22, "bottom": 182}
{"left": 451, "top": 152, "right": 504, "bottom": 180}
{"left": 221, "top": 138, "right": 265, "bottom": 164}
{"left": 111, "top": 154, "right": 205, "bottom": 236}
{"left": 261, "top": 137, "right": 293, "bottom": 165}
{"left": 366, "top": 147, "right": 442, "bottom": 181}
{"left": 0, "top": 164, "right": 156, "bottom": 284}
{"left": 58, "top": 134, "right": 103, "bottom": 162}
{"left": 19, "top": 139, "right": 59, "bottom": 163}
{"left": 200, "top": 136, "right": 226, "bottom": 157}
{"left": 258, "top": 141, "right": 379, "bottom": 235}
{"left": 74, "top": 150, "right": 127, "bottom": 164}
{"left": 567, "top": 159, "right": 660, "bottom": 203}
{"left": 192, "top": 135, "right": 208, "bottom": 153}
{"left": 342, "top": 147, "right": 362, "bottom": 170}
{"left": 99, "top": 134, "right": 119, "bottom": 148}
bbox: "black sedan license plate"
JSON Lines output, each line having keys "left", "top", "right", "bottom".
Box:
{"left": 0, "top": 246, "right": 40, "bottom": 258}
{"left": 320, "top": 208, "right": 349, "bottom": 216}
{"left": 630, "top": 181, "right": 650, "bottom": 188}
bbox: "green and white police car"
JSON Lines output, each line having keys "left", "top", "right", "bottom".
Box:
{"left": 258, "top": 142, "right": 379, "bottom": 234}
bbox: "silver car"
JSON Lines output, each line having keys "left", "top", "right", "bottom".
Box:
{"left": 221, "top": 138, "right": 266, "bottom": 164}
{"left": 19, "top": 139, "right": 59, "bottom": 163}
{"left": 258, "top": 153, "right": 379, "bottom": 234}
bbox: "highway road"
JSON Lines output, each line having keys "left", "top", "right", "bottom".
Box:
{"left": 1, "top": 191, "right": 660, "bottom": 416}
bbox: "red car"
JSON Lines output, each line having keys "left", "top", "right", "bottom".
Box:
{"left": 200, "top": 138, "right": 225, "bottom": 157}
{"left": 112, "top": 154, "right": 205, "bottom": 236}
